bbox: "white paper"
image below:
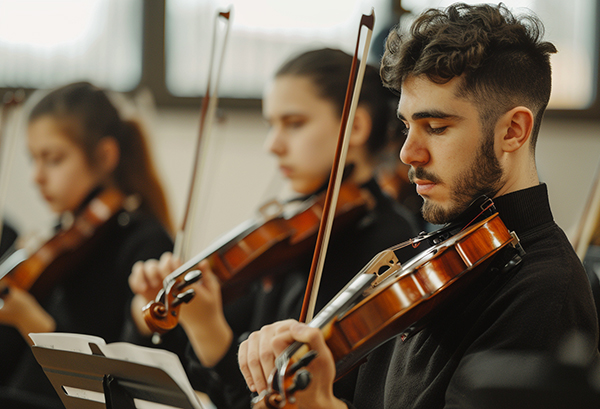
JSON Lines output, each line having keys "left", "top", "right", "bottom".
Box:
{"left": 30, "top": 332, "right": 205, "bottom": 409}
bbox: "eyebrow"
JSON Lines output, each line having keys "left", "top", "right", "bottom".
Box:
{"left": 397, "top": 110, "right": 464, "bottom": 122}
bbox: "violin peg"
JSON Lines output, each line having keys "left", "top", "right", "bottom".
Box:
{"left": 172, "top": 288, "right": 196, "bottom": 307}
{"left": 287, "top": 369, "right": 312, "bottom": 396}
{"left": 185, "top": 269, "right": 202, "bottom": 284}
{"left": 174, "top": 269, "right": 202, "bottom": 291}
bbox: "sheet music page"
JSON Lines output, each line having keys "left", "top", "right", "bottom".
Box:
{"left": 30, "top": 332, "right": 205, "bottom": 409}
{"left": 101, "top": 341, "right": 203, "bottom": 408}
{"left": 30, "top": 332, "right": 106, "bottom": 353}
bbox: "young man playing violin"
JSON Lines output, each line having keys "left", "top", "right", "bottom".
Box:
{"left": 237, "top": 4, "right": 599, "bottom": 409}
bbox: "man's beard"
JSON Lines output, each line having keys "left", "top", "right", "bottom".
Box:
{"left": 409, "top": 134, "right": 505, "bottom": 225}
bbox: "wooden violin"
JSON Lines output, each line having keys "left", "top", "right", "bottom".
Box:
{"left": 253, "top": 199, "right": 523, "bottom": 408}
{"left": 143, "top": 181, "right": 374, "bottom": 334}
{"left": 0, "top": 187, "right": 128, "bottom": 300}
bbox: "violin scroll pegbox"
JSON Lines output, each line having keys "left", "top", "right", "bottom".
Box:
{"left": 252, "top": 350, "right": 318, "bottom": 409}
{"left": 142, "top": 268, "right": 202, "bottom": 334}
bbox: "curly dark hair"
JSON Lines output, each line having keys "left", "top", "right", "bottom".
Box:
{"left": 381, "top": 3, "right": 557, "bottom": 148}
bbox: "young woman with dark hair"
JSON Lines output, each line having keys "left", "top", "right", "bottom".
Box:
{"left": 0, "top": 82, "right": 174, "bottom": 409}
{"left": 128, "top": 48, "right": 419, "bottom": 408}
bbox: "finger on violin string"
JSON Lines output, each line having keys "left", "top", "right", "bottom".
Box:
{"left": 129, "top": 260, "right": 148, "bottom": 293}
{"left": 159, "top": 251, "right": 180, "bottom": 272}
{"left": 144, "top": 258, "right": 165, "bottom": 288}
{"left": 246, "top": 330, "right": 276, "bottom": 393}
{"left": 240, "top": 339, "right": 269, "bottom": 393}
{"left": 289, "top": 322, "right": 327, "bottom": 350}
{"left": 197, "top": 258, "right": 211, "bottom": 272}
{"left": 238, "top": 339, "right": 256, "bottom": 392}
{"left": 131, "top": 259, "right": 162, "bottom": 294}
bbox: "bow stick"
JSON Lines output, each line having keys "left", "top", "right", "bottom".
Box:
{"left": 0, "top": 91, "right": 24, "bottom": 241}
{"left": 299, "top": 10, "right": 375, "bottom": 323}
{"left": 174, "top": 8, "right": 232, "bottom": 261}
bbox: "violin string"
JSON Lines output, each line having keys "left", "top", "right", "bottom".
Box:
{"left": 460, "top": 201, "right": 495, "bottom": 232}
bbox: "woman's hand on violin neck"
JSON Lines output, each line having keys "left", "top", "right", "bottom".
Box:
{"left": 129, "top": 252, "right": 182, "bottom": 303}
{"left": 179, "top": 260, "right": 233, "bottom": 368}
{"left": 129, "top": 252, "right": 182, "bottom": 336}
{"left": 0, "top": 285, "right": 55, "bottom": 343}
{"left": 238, "top": 320, "right": 346, "bottom": 409}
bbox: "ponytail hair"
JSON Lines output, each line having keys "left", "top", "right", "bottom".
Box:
{"left": 28, "top": 82, "right": 174, "bottom": 235}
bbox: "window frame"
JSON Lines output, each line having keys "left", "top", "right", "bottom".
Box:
{"left": 1, "top": 0, "right": 599, "bottom": 118}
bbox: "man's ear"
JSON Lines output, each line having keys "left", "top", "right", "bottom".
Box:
{"left": 95, "top": 136, "right": 120, "bottom": 175}
{"left": 348, "top": 106, "right": 372, "bottom": 148}
{"left": 498, "top": 106, "right": 534, "bottom": 153}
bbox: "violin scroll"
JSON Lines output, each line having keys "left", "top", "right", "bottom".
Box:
{"left": 142, "top": 268, "right": 202, "bottom": 334}
{"left": 251, "top": 349, "right": 318, "bottom": 409}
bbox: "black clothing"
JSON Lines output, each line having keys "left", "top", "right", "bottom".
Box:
{"left": 349, "top": 183, "right": 599, "bottom": 409}
{"left": 583, "top": 244, "right": 600, "bottom": 350}
{"left": 1, "top": 221, "right": 18, "bottom": 257}
{"left": 187, "top": 179, "right": 420, "bottom": 409}
{"left": 0, "top": 207, "right": 173, "bottom": 409}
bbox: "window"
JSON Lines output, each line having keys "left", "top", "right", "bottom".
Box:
{"left": 1, "top": 0, "right": 597, "bottom": 114}
{"left": 165, "top": 0, "right": 598, "bottom": 110}
{"left": 165, "top": 0, "right": 390, "bottom": 98}
{"left": 400, "top": 0, "right": 598, "bottom": 110}
{"left": 0, "top": 0, "right": 143, "bottom": 91}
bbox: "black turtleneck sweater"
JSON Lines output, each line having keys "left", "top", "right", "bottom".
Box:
{"left": 349, "top": 183, "right": 599, "bottom": 409}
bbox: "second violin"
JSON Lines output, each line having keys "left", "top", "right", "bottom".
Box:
{"left": 143, "top": 182, "right": 374, "bottom": 334}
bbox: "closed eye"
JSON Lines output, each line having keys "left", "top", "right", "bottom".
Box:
{"left": 285, "top": 119, "right": 305, "bottom": 129}
{"left": 428, "top": 126, "right": 447, "bottom": 135}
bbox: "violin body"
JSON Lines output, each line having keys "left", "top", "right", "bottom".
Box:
{"left": 217, "top": 181, "right": 373, "bottom": 300}
{"left": 324, "top": 212, "right": 518, "bottom": 376}
{"left": 256, "top": 206, "right": 523, "bottom": 408}
{"left": 0, "top": 187, "right": 126, "bottom": 300}
{"left": 143, "top": 182, "right": 374, "bottom": 334}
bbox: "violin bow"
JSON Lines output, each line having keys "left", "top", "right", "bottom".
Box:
{"left": 0, "top": 91, "right": 24, "bottom": 241}
{"left": 299, "top": 10, "right": 375, "bottom": 323}
{"left": 573, "top": 158, "right": 600, "bottom": 260}
{"left": 174, "top": 8, "right": 232, "bottom": 262}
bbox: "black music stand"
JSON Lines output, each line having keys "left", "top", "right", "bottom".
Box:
{"left": 32, "top": 343, "right": 204, "bottom": 409}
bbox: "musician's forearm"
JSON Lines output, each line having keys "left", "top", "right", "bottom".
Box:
{"left": 181, "top": 311, "right": 233, "bottom": 368}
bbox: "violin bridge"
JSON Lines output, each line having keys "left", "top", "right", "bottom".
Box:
{"left": 366, "top": 249, "right": 400, "bottom": 287}
{"left": 257, "top": 199, "right": 284, "bottom": 221}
